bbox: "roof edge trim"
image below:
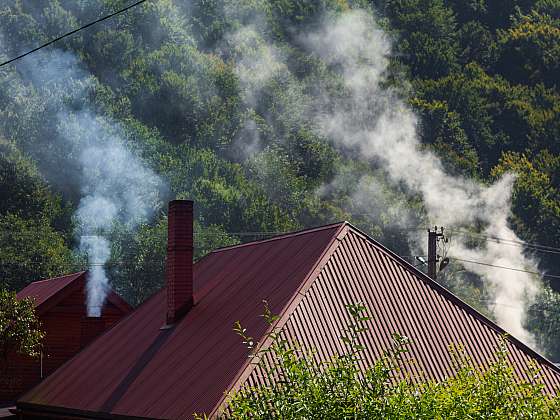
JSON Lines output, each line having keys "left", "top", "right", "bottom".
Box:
{"left": 34, "top": 272, "right": 87, "bottom": 316}
{"left": 16, "top": 402, "right": 151, "bottom": 420}
{"left": 209, "top": 222, "right": 347, "bottom": 254}
{"left": 23, "top": 271, "right": 87, "bottom": 286}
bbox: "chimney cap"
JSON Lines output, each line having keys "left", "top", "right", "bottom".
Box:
{"left": 169, "top": 199, "right": 194, "bottom": 207}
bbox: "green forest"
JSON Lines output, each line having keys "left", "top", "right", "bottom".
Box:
{"left": 0, "top": 1, "right": 559, "bottom": 360}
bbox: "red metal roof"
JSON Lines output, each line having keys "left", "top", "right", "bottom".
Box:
{"left": 17, "top": 223, "right": 560, "bottom": 419}
{"left": 18, "top": 223, "right": 343, "bottom": 419}
{"left": 17, "top": 271, "right": 131, "bottom": 315}
{"left": 17, "top": 272, "right": 86, "bottom": 312}
{"left": 229, "top": 227, "right": 560, "bottom": 412}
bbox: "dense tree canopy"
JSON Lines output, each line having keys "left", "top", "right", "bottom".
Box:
{"left": 0, "top": 0, "right": 558, "bottom": 360}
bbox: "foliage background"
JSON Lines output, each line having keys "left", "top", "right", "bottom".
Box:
{"left": 0, "top": 1, "right": 559, "bottom": 359}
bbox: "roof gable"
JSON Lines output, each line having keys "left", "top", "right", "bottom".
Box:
{"left": 18, "top": 223, "right": 345, "bottom": 419}
{"left": 17, "top": 272, "right": 86, "bottom": 314}
{"left": 16, "top": 272, "right": 131, "bottom": 316}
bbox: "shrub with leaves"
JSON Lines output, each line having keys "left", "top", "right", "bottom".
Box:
{"left": 204, "top": 303, "right": 560, "bottom": 419}
{"left": 0, "top": 289, "right": 44, "bottom": 368}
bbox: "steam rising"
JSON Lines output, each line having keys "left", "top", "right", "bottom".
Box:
{"left": 228, "top": 10, "right": 540, "bottom": 346}
{"left": 302, "top": 11, "right": 539, "bottom": 346}
{"left": 0, "top": 5, "right": 542, "bottom": 343}
{"left": 71, "top": 113, "right": 164, "bottom": 316}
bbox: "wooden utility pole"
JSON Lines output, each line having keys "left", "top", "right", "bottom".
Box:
{"left": 427, "top": 227, "right": 444, "bottom": 280}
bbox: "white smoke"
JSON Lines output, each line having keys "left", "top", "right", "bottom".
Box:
{"left": 80, "top": 236, "right": 110, "bottom": 316}
{"left": 223, "top": 25, "right": 288, "bottom": 160}
{"left": 10, "top": 50, "right": 164, "bottom": 316}
{"left": 228, "top": 25, "right": 287, "bottom": 109}
{"left": 213, "top": 6, "right": 543, "bottom": 346}
{"left": 66, "top": 112, "right": 163, "bottom": 316}
{"left": 300, "top": 11, "right": 540, "bottom": 346}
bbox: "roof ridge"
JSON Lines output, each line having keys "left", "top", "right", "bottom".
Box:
{"left": 209, "top": 222, "right": 347, "bottom": 254}
{"left": 25, "top": 271, "right": 86, "bottom": 285}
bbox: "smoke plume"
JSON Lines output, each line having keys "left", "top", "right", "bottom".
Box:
{"left": 225, "top": 9, "right": 540, "bottom": 346}
{"left": 301, "top": 11, "right": 540, "bottom": 346}
{"left": 0, "top": 4, "right": 543, "bottom": 343}
{"left": 5, "top": 50, "right": 164, "bottom": 316}
{"left": 69, "top": 112, "right": 164, "bottom": 316}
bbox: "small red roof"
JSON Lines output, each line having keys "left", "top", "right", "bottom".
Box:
{"left": 17, "top": 223, "right": 560, "bottom": 419}
{"left": 17, "top": 271, "right": 131, "bottom": 315}
{"left": 17, "top": 272, "right": 87, "bottom": 312}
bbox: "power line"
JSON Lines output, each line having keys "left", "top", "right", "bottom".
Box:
{"left": 448, "top": 229, "right": 560, "bottom": 254}
{"left": 358, "top": 225, "right": 560, "bottom": 255}
{"left": 0, "top": 0, "right": 149, "bottom": 68}
{"left": 449, "top": 257, "right": 560, "bottom": 280}
{"left": 450, "top": 232, "right": 560, "bottom": 256}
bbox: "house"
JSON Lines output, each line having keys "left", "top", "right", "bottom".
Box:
{"left": 1, "top": 271, "right": 131, "bottom": 404}
{"left": 14, "top": 200, "right": 560, "bottom": 419}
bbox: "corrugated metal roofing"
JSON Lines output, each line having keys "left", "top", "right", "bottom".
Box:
{"left": 17, "top": 272, "right": 86, "bottom": 311}
{"left": 18, "top": 223, "right": 343, "bottom": 419}
{"left": 228, "top": 227, "right": 560, "bottom": 410}
{"left": 17, "top": 223, "right": 560, "bottom": 419}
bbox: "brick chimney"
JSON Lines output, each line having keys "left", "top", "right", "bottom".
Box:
{"left": 166, "top": 200, "right": 194, "bottom": 325}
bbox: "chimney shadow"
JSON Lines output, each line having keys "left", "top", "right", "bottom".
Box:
{"left": 100, "top": 328, "right": 173, "bottom": 414}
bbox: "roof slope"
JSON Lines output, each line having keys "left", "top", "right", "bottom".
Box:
{"left": 17, "top": 272, "right": 86, "bottom": 313}
{"left": 224, "top": 227, "right": 560, "bottom": 411}
{"left": 18, "top": 223, "right": 344, "bottom": 419}
{"left": 18, "top": 223, "right": 560, "bottom": 419}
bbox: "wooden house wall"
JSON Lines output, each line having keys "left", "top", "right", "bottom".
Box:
{"left": 0, "top": 289, "right": 127, "bottom": 403}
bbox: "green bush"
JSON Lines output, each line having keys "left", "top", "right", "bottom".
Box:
{"left": 207, "top": 304, "right": 560, "bottom": 419}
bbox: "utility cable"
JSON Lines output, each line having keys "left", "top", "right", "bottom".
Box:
{"left": 0, "top": 0, "right": 149, "bottom": 68}
{"left": 449, "top": 257, "right": 560, "bottom": 280}
{"left": 461, "top": 235, "right": 560, "bottom": 255}
{"left": 448, "top": 229, "right": 560, "bottom": 254}
{"left": 452, "top": 234, "right": 560, "bottom": 256}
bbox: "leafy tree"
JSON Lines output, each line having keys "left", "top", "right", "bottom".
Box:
{"left": 0, "top": 139, "right": 75, "bottom": 291}
{"left": 526, "top": 285, "right": 560, "bottom": 361}
{"left": 0, "top": 138, "right": 63, "bottom": 220}
{"left": 125, "top": 43, "right": 241, "bottom": 148}
{"left": 414, "top": 64, "right": 560, "bottom": 174}
{"left": 384, "top": 0, "right": 460, "bottom": 78}
{"left": 492, "top": 151, "right": 560, "bottom": 274}
{"left": 0, "top": 289, "right": 44, "bottom": 368}
{"left": 446, "top": 0, "right": 488, "bottom": 24}
{"left": 411, "top": 98, "right": 479, "bottom": 177}
{"left": 497, "top": 10, "right": 560, "bottom": 87}
{"left": 0, "top": 214, "right": 75, "bottom": 291}
{"left": 457, "top": 20, "right": 499, "bottom": 69}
